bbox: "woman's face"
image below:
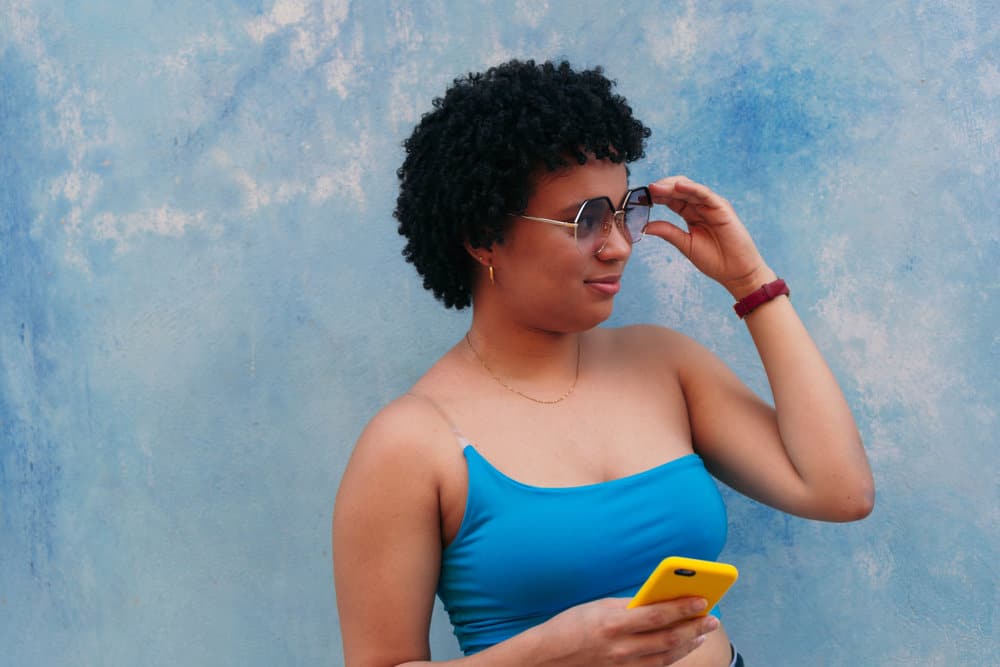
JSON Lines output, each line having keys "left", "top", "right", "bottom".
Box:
{"left": 488, "top": 158, "right": 634, "bottom": 333}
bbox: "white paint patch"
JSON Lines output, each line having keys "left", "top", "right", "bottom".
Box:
{"left": 317, "top": 163, "right": 362, "bottom": 204}
{"left": 7, "top": 0, "right": 82, "bottom": 100}
{"left": 246, "top": 0, "right": 310, "bottom": 43}
{"left": 636, "top": 239, "right": 737, "bottom": 342}
{"left": 234, "top": 170, "right": 270, "bottom": 212}
{"left": 50, "top": 86, "right": 88, "bottom": 159}
{"left": 48, "top": 169, "right": 102, "bottom": 207}
{"left": 389, "top": 5, "right": 423, "bottom": 49}
{"left": 156, "top": 33, "right": 232, "bottom": 76}
{"left": 232, "top": 168, "right": 309, "bottom": 212}
{"left": 46, "top": 169, "right": 102, "bottom": 265}
{"left": 214, "top": 148, "right": 343, "bottom": 213}
{"left": 978, "top": 62, "right": 1000, "bottom": 98}
{"left": 274, "top": 181, "right": 308, "bottom": 203}
{"left": 325, "top": 56, "right": 354, "bottom": 98}
{"left": 323, "top": 0, "right": 351, "bottom": 41}
{"left": 246, "top": 0, "right": 353, "bottom": 72}
{"left": 92, "top": 206, "right": 208, "bottom": 252}
{"left": 7, "top": 0, "right": 47, "bottom": 74}
{"left": 482, "top": 26, "right": 514, "bottom": 69}
{"left": 272, "top": 0, "right": 309, "bottom": 25}
{"left": 644, "top": 0, "right": 701, "bottom": 67}
{"left": 970, "top": 402, "right": 996, "bottom": 426}
{"left": 854, "top": 544, "right": 894, "bottom": 589}
{"left": 324, "top": 28, "right": 364, "bottom": 98}
{"left": 290, "top": 26, "right": 319, "bottom": 67}
{"left": 311, "top": 126, "right": 370, "bottom": 207}
{"left": 212, "top": 150, "right": 263, "bottom": 212}
{"left": 309, "top": 121, "right": 372, "bottom": 209}
{"left": 642, "top": 2, "right": 756, "bottom": 71}
{"left": 389, "top": 59, "right": 423, "bottom": 132}
{"left": 9, "top": 1, "right": 125, "bottom": 273}
{"left": 312, "top": 174, "right": 338, "bottom": 203}
{"left": 863, "top": 419, "right": 902, "bottom": 464}
{"left": 514, "top": 0, "right": 549, "bottom": 28}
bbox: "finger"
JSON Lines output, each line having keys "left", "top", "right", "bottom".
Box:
{"left": 647, "top": 176, "right": 695, "bottom": 204}
{"left": 648, "top": 174, "right": 695, "bottom": 191}
{"left": 637, "top": 633, "right": 709, "bottom": 667}
{"left": 662, "top": 198, "right": 690, "bottom": 217}
{"left": 643, "top": 220, "right": 692, "bottom": 257}
{"left": 647, "top": 177, "right": 690, "bottom": 206}
{"left": 631, "top": 615, "right": 719, "bottom": 664}
{"left": 650, "top": 178, "right": 725, "bottom": 209}
{"left": 650, "top": 191, "right": 714, "bottom": 226}
{"left": 621, "top": 597, "right": 708, "bottom": 633}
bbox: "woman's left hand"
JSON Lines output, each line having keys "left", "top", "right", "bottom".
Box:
{"left": 644, "top": 176, "right": 771, "bottom": 298}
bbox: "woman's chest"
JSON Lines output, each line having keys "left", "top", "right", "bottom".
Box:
{"left": 435, "top": 381, "right": 697, "bottom": 549}
{"left": 447, "top": 374, "right": 694, "bottom": 487}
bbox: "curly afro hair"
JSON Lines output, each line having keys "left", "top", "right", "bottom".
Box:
{"left": 394, "top": 59, "right": 651, "bottom": 309}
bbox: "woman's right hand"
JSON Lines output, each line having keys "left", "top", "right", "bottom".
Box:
{"left": 536, "top": 596, "right": 719, "bottom": 666}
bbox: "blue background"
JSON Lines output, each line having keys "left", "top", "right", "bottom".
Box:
{"left": 2, "top": 1, "right": 997, "bottom": 665}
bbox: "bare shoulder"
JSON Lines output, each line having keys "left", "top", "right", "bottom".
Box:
{"left": 333, "top": 395, "right": 453, "bottom": 579}
{"left": 336, "top": 340, "right": 470, "bottom": 517}
{"left": 334, "top": 392, "right": 461, "bottom": 537}
{"left": 598, "top": 324, "right": 710, "bottom": 367}
{"left": 340, "top": 393, "right": 454, "bottom": 493}
{"left": 604, "top": 323, "right": 686, "bottom": 342}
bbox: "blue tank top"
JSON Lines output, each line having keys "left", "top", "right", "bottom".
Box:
{"left": 437, "top": 444, "right": 728, "bottom": 655}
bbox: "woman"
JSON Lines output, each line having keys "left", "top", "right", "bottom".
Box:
{"left": 333, "top": 60, "right": 874, "bottom": 666}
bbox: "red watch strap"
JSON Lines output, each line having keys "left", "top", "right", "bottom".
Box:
{"left": 733, "top": 278, "right": 789, "bottom": 319}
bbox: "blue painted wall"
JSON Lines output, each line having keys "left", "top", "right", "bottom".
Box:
{"left": 2, "top": 2, "right": 997, "bottom": 665}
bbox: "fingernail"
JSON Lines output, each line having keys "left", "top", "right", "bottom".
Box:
{"left": 703, "top": 616, "right": 719, "bottom": 632}
{"left": 691, "top": 598, "right": 708, "bottom": 612}
{"left": 694, "top": 635, "right": 707, "bottom": 646}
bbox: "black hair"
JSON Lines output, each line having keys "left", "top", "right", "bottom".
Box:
{"left": 394, "top": 59, "right": 651, "bottom": 309}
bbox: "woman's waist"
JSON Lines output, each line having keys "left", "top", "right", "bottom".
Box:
{"left": 673, "top": 625, "right": 733, "bottom": 667}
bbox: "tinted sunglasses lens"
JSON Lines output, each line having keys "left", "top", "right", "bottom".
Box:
{"left": 624, "top": 188, "right": 652, "bottom": 243}
{"left": 575, "top": 198, "right": 614, "bottom": 252}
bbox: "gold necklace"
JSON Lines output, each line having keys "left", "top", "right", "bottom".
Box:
{"left": 465, "top": 332, "right": 580, "bottom": 405}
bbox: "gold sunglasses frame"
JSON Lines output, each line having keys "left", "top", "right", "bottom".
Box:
{"left": 508, "top": 186, "right": 653, "bottom": 255}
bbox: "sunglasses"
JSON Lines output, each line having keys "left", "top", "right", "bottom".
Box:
{"left": 509, "top": 186, "right": 653, "bottom": 255}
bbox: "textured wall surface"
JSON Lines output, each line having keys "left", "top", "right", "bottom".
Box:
{"left": 2, "top": 1, "right": 997, "bottom": 665}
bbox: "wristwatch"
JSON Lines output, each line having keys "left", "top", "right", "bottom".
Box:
{"left": 733, "top": 278, "right": 789, "bottom": 319}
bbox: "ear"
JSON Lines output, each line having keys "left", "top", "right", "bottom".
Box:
{"left": 463, "top": 240, "right": 493, "bottom": 268}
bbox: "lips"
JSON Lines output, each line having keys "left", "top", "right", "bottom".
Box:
{"left": 584, "top": 275, "right": 621, "bottom": 296}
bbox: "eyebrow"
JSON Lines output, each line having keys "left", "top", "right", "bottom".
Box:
{"left": 552, "top": 202, "right": 586, "bottom": 219}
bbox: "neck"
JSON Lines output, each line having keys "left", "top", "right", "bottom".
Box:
{"left": 466, "top": 311, "right": 582, "bottom": 393}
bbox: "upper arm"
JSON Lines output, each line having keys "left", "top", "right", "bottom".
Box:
{"left": 333, "top": 400, "right": 448, "bottom": 666}
{"left": 666, "top": 331, "right": 816, "bottom": 516}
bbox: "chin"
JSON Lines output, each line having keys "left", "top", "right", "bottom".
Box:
{"left": 568, "top": 304, "right": 615, "bottom": 333}
{"left": 592, "top": 295, "right": 618, "bottom": 319}
{"left": 527, "top": 296, "right": 616, "bottom": 334}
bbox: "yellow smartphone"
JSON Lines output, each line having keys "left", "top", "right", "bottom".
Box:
{"left": 627, "top": 556, "right": 738, "bottom": 612}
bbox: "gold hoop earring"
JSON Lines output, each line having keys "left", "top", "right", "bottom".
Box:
{"left": 488, "top": 265, "right": 495, "bottom": 285}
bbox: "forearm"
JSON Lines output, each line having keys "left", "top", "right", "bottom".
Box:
{"left": 732, "top": 268, "right": 875, "bottom": 518}
{"left": 392, "top": 597, "right": 717, "bottom": 667}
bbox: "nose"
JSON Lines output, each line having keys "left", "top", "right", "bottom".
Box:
{"left": 594, "top": 211, "right": 632, "bottom": 260}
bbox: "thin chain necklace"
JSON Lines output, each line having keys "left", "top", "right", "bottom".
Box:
{"left": 465, "top": 332, "right": 581, "bottom": 405}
